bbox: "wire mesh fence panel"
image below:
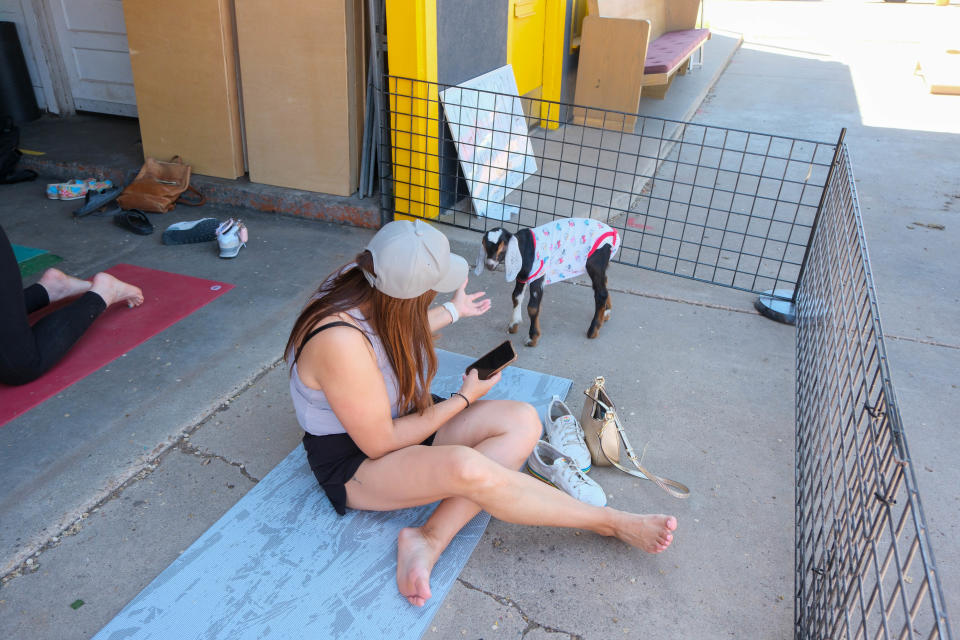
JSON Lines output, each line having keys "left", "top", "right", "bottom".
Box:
{"left": 794, "top": 146, "right": 952, "bottom": 640}
{"left": 378, "top": 75, "right": 835, "bottom": 300}
{"left": 376, "top": 75, "right": 953, "bottom": 639}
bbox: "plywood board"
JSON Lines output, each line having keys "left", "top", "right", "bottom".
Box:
{"left": 439, "top": 65, "right": 538, "bottom": 220}
{"left": 573, "top": 16, "right": 647, "bottom": 129}
{"left": 236, "top": 0, "right": 364, "bottom": 196}
{"left": 123, "top": 0, "right": 244, "bottom": 179}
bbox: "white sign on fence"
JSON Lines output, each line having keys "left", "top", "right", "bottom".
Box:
{"left": 439, "top": 65, "right": 538, "bottom": 220}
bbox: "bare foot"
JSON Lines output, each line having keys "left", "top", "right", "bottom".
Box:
{"left": 89, "top": 272, "right": 144, "bottom": 308}
{"left": 612, "top": 513, "right": 677, "bottom": 553}
{"left": 37, "top": 268, "right": 92, "bottom": 303}
{"left": 396, "top": 527, "right": 443, "bottom": 607}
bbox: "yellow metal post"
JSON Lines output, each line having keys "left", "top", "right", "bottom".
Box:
{"left": 385, "top": 0, "right": 440, "bottom": 220}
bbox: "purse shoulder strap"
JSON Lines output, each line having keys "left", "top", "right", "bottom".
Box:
{"left": 585, "top": 386, "right": 691, "bottom": 499}
{"left": 603, "top": 423, "right": 691, "bottom": 498}
{"left": 177, "top": 184, "right": 206, "bottom": 206}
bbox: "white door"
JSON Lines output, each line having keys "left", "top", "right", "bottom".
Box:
{"left": 48, "top": 0, "right": 136, "bottom": 116}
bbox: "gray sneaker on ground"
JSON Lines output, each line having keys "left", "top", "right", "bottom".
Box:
{"left": 543, "top": 395, "right": 592, "bottom": 472}
{"left": 162, "top": 217, "right": 220, "bottom": 245}
{"left": 526, "top": 440, "right": 606, "bottom": 507}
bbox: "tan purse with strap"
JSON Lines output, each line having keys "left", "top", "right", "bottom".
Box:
{"left": 581, "top": 376, "right": 690, "bottom": 499}
{"left": 117, "top": 156, "right": 205, "bottom": 213}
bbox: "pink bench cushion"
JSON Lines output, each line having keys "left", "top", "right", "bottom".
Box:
{"left": 644, "top": 28, "right": 710, "bottom": 74}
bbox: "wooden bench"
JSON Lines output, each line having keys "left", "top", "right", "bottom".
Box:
{"left": 574, "top": 0, "right": 709, "bottom": 126}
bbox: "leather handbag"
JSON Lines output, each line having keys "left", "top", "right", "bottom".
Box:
{"left": 117, "top": 156, "right": 205, "bottom": 213}
{"left": 581, "top": 376, "right": 690, "bottom": 499}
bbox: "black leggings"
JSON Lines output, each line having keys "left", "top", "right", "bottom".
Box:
{"left": 0, "top": 225, "right": 106, "bottom": 385}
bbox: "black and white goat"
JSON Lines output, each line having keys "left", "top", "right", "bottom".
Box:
{"left": 474, "top": 218, "right": 619, "bottom": 347}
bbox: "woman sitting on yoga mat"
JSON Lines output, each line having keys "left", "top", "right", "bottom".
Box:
{"left": 286, "top": 220, "right": 677, "bottom": 607}
{"left": 0, "top": 224, "right": 144, "bottom": 386}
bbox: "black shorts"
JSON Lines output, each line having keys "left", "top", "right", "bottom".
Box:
{"left": 302, "top": 394, "right": 442, "bottom": 515}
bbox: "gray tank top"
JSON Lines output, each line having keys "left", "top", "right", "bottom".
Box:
{"left": 289, "top": 313, "right": 401, "bottom": 436}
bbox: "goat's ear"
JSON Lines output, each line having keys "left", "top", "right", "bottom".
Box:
{"left": 474, "top": 239, "right": 485, "bottom": 276}
{"left": 504, "top": 236, "right": 522, "bottom": 281}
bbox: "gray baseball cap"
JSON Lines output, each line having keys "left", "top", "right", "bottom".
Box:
{"left": 363, "top": 220, "right": 468, "bottom": 299}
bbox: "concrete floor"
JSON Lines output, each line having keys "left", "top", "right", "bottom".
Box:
{"left": 695, "top": 5, "right": 959, "bottom": 630}
{"left": 0, "top": 1, "right": 957, "bottom": 638}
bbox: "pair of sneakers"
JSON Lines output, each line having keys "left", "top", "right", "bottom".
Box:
{"left": 526, "top": 396, "right": 606, "bottom": 507}
{"left": 161, "top": 217, "right": 248, "bottom": 259}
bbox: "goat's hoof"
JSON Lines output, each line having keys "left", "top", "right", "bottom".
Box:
{"left": 524, "top": 336, "right": 539, "bottom": 347}
{"left": 507, "top": 324, "right": 519, "bottom": 334}
{"left": 587, "top": 327, "right": 600, "bottom": 339}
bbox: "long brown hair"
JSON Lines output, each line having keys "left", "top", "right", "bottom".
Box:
{"left": 285, "top": 251, "right": 438, "bottom": 415}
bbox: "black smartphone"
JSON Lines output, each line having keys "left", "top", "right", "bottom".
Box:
{"left": 465, "top": 340, "right": 517, "bottom": 380}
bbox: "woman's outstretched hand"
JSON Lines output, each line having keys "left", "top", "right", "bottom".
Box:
{"left": 452, "top": 279, "right": 490, "bottom": 319}
{"left": 460, "top": 368, "right": 500, "bottom": 403}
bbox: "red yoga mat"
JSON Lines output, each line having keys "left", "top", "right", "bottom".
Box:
{"left": 0, "top": 263, "right": 234, "bottom": 426}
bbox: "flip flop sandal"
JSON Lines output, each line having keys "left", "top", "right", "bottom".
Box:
{"left": 73, "top": 186, "right": 122, "bottom": 218}
{"left": 113, "top": 209, "right": 154, "bottom": 236}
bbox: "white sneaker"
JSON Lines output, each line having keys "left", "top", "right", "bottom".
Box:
{"left": 543, "top": 395, "right": 592, "bottom": 472}
{"left": 216, "top": 218, "right": 248, "bottom": 258}
{"left": 526, "top": 440, "right": 607, "bottom": 507}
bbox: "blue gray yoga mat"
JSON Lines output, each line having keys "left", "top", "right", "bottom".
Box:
{"left": 93, "top": 349, "right": 572, "bottom": 640}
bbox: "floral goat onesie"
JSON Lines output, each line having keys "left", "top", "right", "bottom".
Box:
{"left": 523, "top": 218, "right": 619, "bottom": 285}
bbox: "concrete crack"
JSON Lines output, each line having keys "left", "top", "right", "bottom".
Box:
{"left": 176, "top": 440, "right": 261, "bottom": 483}
{"left": 884, "top": 333, "right": 960, "bottom": 351}
{"left": 456, "top": 578, "right": 585, "bottom": 639}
